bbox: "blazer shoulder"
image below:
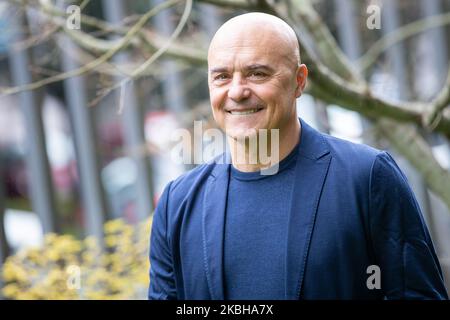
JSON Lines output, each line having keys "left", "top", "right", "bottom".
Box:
{"left": 316, "top": 132, "right": 391, "bottom": 189}
{"left": 321, "top": 132, "right": 383, "bottom": 167}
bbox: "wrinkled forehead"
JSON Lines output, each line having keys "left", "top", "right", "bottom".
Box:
{"left": 208, "top": 20, "right": 299, "bottom": 69}
{"left": 209, "top": 37, "right": 285, "bottom": 66}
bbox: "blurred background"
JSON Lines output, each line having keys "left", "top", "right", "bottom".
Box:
{"left": 0, "top": 0, "right": 449, "bottom": 299}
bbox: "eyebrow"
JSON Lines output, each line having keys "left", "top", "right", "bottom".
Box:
{"left": 209, "top": 64, "right": 274, "bottom": 74}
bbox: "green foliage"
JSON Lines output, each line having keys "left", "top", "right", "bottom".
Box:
{"left": 1, "top": 217, "right": 152, "bottom": 300}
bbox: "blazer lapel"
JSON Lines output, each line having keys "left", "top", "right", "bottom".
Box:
{"left": 202, "top": 159, "right": 230, "bottom": 300}
{"left": 285, "top": 119, "right": 331, "bottom": 299}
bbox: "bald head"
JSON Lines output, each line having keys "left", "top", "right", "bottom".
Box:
{"left": 208, "top": 12, "right": 300, "bottom": 67}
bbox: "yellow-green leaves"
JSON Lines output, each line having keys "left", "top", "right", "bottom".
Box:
{"left": 2, "top": 217, "right": 153, "bottom": 300}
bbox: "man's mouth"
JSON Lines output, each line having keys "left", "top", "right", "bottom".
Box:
{"left": 227, "top": 107, "right": 264, "bottom": 115}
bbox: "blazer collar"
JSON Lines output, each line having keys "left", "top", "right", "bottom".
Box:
{"left": 202, "top": 118, "right": 331, "bottom": 300}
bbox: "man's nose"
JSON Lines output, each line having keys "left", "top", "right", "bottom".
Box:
{"left": 228, "top": 78, "right": 250, "bottom": 101}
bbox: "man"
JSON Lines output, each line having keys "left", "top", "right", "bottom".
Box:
{"left": 149, "top": 12, "right": 448, "bottom": 300}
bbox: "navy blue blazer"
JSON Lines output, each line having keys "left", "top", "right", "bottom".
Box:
{"left": 149, "top": 119, "right": 448, "bottom": 300}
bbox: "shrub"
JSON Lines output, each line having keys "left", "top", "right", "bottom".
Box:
{"left": 1, "top": 217, "right": 152, "bottom": 300}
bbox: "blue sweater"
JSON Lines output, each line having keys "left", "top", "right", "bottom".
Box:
{"left": 224, "top": 144, "right": 299, "bottom": 299}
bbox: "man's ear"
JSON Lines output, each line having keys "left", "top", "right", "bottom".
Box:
{"left": 295, "top": 64, "right": 308, "bottom": 97}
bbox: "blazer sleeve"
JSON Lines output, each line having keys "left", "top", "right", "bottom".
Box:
{"left": 369, "top": 151, "right": 448, "bottom": 299}
{"left": 148, "top": 182, "right": 177, "bottom": 300}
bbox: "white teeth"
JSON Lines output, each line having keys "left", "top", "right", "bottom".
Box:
{"left": 229, "top": 109, "right": 260, "bottom": 115}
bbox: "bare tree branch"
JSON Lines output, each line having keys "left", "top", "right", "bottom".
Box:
{"left": 198, "top": 0, "right": 253, "bottom": 10}
{"left": 358, "top": 11, "right": 450, "bottom": 72}
{"left": 423, "top": 68, "right": 450, "bottom": 130}
{"left": 0, "top": 0, "right": 184, "bottom": 95}
{"left": 288, "top": 0, "right": 363, "bottom": 84}
{"left": 128, "top": 0, "right": 192, "bottom": 79}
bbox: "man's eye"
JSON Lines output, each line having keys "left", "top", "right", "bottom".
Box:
{"left": 249, "top": 71, "right": 267, "bottom": 78}
{"left": 214, "top": 74, "right": 229, "bottom": 81}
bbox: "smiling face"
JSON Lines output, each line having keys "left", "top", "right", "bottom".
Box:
{"left": 207, "top": 13, "right": 307, "bottom": 140}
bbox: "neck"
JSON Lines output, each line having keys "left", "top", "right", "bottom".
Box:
{"left": 228, "top": 118, "right": 301, "bottom": 172}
